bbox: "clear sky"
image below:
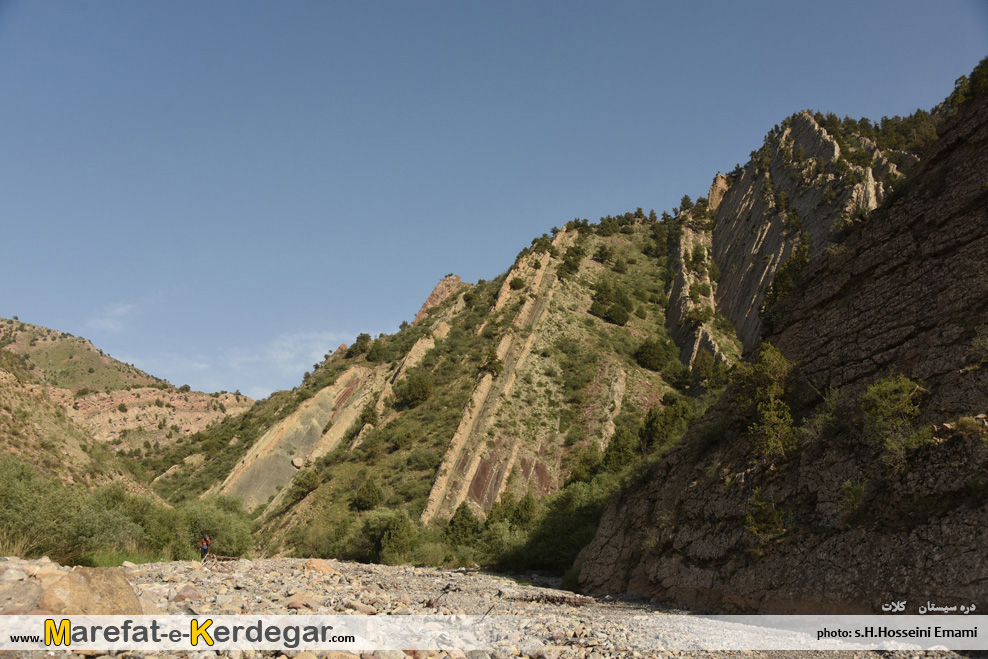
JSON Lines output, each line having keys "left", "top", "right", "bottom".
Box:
{"left": 1, "top": 1, "right": 985, "bottom": 399}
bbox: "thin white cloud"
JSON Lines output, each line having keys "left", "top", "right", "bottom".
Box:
{"left": 85, "top": 302, "right": 136, "bottom": 334}
{"left": 110, "top": 330, "right": 356, "bottom": 399}
{"left": 224, "top": 330, "right": 352, "bottom": 382}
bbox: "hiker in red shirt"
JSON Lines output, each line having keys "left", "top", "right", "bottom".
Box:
{"left": 199, "top": 535, "right": 211, "bottom": 561}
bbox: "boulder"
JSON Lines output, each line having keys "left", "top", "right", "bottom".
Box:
{"left": 36, "top": 567, "right": 141, "bottom": 615}
{"left": 303, "top": 558, "right": 340, "bottom": 575}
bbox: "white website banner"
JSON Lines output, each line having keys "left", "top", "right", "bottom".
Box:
{"left": 1, "top": 614, "right": 985, "bottom": 652}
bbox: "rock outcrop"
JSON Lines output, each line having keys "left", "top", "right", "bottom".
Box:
{"left": 664, "top": 222, "right": 736, "bottom": 368}
{"left": 766, "top": 100, "right": 988, "bottom": 416}
{"left": 413, "top": 275, "right": 466, "bottom": 324}
{"left": 711, "top": 111, "right": 899, "bottom": 351}
{"left": 217, "top": 364, "right": 388, "bottom": 511}
{"left": 576, "top": 99, "right": 988, "bottom": 613}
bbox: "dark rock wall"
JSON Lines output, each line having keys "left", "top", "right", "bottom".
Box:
{"left": 577, "top": 99, "right": 988, "bottom": 613}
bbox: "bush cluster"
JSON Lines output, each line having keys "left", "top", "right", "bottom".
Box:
{"left": 732, "top": 343, "right": 797, "bottom": 458}
{"left": 0, "top": 458, "right": 252, "bottom": 565}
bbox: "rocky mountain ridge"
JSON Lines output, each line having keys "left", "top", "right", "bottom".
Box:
{"left": 575, "top": 96, "right": 988, "bottom": 612}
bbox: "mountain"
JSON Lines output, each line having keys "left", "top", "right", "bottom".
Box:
{"left": 576, "top": 71, "right": 988, "bottom": 612}
{"left": 4, "top": 60, "right": 985, "bottom": 607}
{"left": 0, "top": 317, "right": 253, "bottom": 483}
{"left": 133, "top": 61, "right": 988, "bottom": 585}
{"left": 145, "top": 217, "right": 723, "bottom": 565}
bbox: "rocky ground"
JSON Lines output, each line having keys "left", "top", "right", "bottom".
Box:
{"left": 0, "top": 556, "right": 974, "bottom": 659}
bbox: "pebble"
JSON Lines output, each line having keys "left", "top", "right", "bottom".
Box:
{"left": 0, "top": 557, "right": 973, "bottom": 659}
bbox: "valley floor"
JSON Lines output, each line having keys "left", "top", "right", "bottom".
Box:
{"left": 0, "top": 556, "right": 974, "bottom": 659}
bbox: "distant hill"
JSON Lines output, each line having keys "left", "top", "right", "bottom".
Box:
{"left": 0, "top": 317, "right": 252, "bottom": 484}
{"left": 0, "top": 317, "right": 161, "bottom": 391}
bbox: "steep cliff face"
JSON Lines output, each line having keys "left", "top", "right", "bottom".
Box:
{"left": 766, "top": 102, "right": 988, "bottom": 416}
{"left": 215, "top": 364, "right": 388, "bottom": 510}
{"left": 712, "top": 111, "right": 903, "bottom": 351}
{"left": 576, "top": 99, "right": 988, "bottom": 613}
{"left": 664, "top": 219, "right": 740, "bottom": 368}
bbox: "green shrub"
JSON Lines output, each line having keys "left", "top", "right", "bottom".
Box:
{"left": 745, "top": 487, "right": 785, "bottom": 542}
{"left": 761, "top": 233, "right": 811, "bottom": 317}
{"left": 477, "top": 520, "right": 526, "bottom": 566}
{"left": 393, "top": 372, "right": 433, "bottom": 409}
{"left": 603, "top": 303, "right": 629, "bottom": 326}
{"left": 732, "top": 343, "right": 793, "bottom": 420}
{"left": 483, "top": 352, "right": 504, "bottom": 377}
{"left": 512, "top": 478, "right": 614, "bottom": 572}
{"left": 640, "top": 392, "right": 694, "bottom": 451}
{"left": 859, "top": 374, "right": 926, "bottom": 468}
{"left": 634, "top": 338, "right": 669, "bottom": 371}
{"left": 751, "top": 398, "right": 797, "bottom": 457}
{"left": 444, "top": 502, "right": 481, "bottom": 547}
{"left": 287, "top": 469, "right": 320, "bottom": 503}
{"left": 685, "top": 305, "right": 713, "bottom": 325}
{"left": 565, "top": 443, "right": 603, "bottom": 485}
{"left": 365, "top": 340, "right": 390, "bottom": 363}
{"left": 956, "top": 416, "right": 985, "bottom": 438}
{"left": 358, "top": 403, "right": 379, "bottom": 427}
{"left": 345, "top": 333, "right": 372, "bottom": 358}
{"left": 603, "top": 425, "right": 639, "bottom": 472}
{"left": 588, "top": 300, "right": 608, "bottom": 319}
{"left": 177, "top": 495, "right": 253, "bottom": 558}
{"left": 970, "top": 327, "right": 988, "bottom": 367}
{"left": 0, "top": 461, "right": 140, "bottom": 564}
{"left": 351, "top": 509, "right": 399, "bottom": 562}
{"left": 379, "top": 510, "right": 418, "bottom": 564}
{"left": 732, "top": 343, "right": 799, "bottom": 458}
{"left": 838, "top": 478, "right": 867, "bottom": 514}
{"left": 662, "top": 358, "right": 691, "bottom": 390}
{"left": 351, "top": 478, "right": 385, "bottom": 511}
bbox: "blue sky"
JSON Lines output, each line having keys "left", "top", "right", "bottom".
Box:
{"left": 1, "top": 1, "right": 985, "bottom": 399}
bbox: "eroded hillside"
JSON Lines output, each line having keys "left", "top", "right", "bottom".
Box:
{"left": 150, "top": 208, "right": 739, "bottom": 564}
{"left": 0, "top": 318, "right": 253, "bottom": 484}
{"left": 711, "top": 110, "right": 920, "bottom": 350}
{"left": 0, "top": 352, "right": 101, "bottom": 483}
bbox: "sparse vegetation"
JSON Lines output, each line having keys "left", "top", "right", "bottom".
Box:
{"left": 859, "top": 374, "right": 927, "bottom": 469}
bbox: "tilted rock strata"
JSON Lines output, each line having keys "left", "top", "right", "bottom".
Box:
{"left": 576, "top": 99, "right": 988, "bottom": 613}
{"left": 712, "top": 111, "right": 898, "bottom": 351}
{"left": 767, "top": 100, "right": 988, "bottom": 416}
{"left": 413, "top": 275, "right": 467, "bottom": 325}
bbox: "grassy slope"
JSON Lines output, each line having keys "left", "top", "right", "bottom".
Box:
{"left": 0, "top": 317, "right": 162, "bottom": 391}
